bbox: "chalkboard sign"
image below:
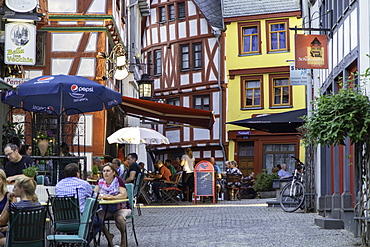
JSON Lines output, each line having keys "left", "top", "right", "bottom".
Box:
{"left": 195, "top": 172, "right": 213, "bottom": 196}
{"left": 194, "top": 160, "right": 216, "bottom": 203}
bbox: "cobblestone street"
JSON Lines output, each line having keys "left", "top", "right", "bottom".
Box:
{"left": 101, "top": 198, "right": 361, "bottom": 247}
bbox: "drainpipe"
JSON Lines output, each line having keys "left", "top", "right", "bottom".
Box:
{"left": 214, "top": 29, "right": 226, "bottom": 164}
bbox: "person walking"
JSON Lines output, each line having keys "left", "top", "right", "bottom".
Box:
{"left": 181, "top": 147, "right": 195, "bottom": 202}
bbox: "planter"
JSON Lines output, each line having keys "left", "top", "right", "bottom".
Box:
{"left": 258, "top": 190, "right": 276, "bottom": 199}
{"left": 37, "top": 139, "right": 49, "bottom": 156}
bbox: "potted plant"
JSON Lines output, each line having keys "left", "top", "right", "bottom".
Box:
{"left": 2, "top": 121, "right": 24, "bottom": 150}
{"left": 22, "top": 165, "right": 38, "bottom": 179}
{"left": 253, "top": 169, "right": 279, "bottom": 198}
{"left": 92, "top": 165, "right": 99, "bottom": 179}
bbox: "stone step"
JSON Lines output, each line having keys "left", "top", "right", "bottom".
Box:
{"left": 315, "top": 218, "right": 344, "bottom": 229}
{"left": 266, "top": 200, "right": 281, "bottom": 207}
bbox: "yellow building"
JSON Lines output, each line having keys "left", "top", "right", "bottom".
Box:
{"left": 223, "top": 1, "right": 305, "bottom": 176}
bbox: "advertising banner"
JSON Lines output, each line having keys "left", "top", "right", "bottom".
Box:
{"left": 295, "top": 34, "right": 328, "bottom": 69}
{"left": 5, "top": 22, "right": 36, "bottom": 65}
{"left": 290, "top": 63, "right": 309, "bottom": 85}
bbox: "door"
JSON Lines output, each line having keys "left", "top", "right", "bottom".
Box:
{"left": 238, "top": 142, "right": 254, "bottom": 177}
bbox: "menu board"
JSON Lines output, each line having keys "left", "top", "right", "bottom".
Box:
{"left": 195, "top": 171, "right": 213, "bottom": 196}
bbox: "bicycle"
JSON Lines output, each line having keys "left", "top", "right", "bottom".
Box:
{"left": 279, "top": 156, "right": 305, "bottom": 212}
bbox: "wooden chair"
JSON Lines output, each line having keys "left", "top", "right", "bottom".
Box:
{"left": 6, "top": 205, "right": 46, "bottom": 247}
{"left": 47, "top": 197, "right": 99, "bottom": 247}
{"left": 160, "top": 173, "right": 183, "bottom": 204}
{"left": 225, "top": 174, "right": 242, "bottom": 200}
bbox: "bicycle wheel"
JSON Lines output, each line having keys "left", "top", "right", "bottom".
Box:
{"left": 279, "top": 180, "right": 305, "bottom": 212}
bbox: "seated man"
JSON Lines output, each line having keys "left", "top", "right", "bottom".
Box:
{"left": 278, "top": 163, "right": 293, "bottom": 179}
{"left": 149, "top": 160, "right": 171, "bottom": 202}
{"left": 4, "top": 143, "right": 34, "bottom": 183}
{"left": 241, "top": 172, "right": 257, "bottom": 199}
{"left": 55, "top": 163, "right": 102, "bottom": 242}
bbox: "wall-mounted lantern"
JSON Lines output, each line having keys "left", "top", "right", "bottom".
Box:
{"left": 137, "top": 73, "right": 153, "bottom": 100}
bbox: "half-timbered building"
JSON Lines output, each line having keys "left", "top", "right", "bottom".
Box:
{"left": 141, "top": 0, "right": 226, "bottom": 168}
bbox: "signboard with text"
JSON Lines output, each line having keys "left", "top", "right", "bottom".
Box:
{"left": 290, "top": 63, "right": 308, "bottom": 85}
{"left": 5, "top": 22, "right": 36, "bottom": 65}
{"left": 295, "top": 34, "right": 328, "bottom": 69}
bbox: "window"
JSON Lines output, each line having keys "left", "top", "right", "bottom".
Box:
{"left": 180, "top": 45, "right": 190, "bottom": 70}
{"left": 239, "top": 22, "right": 260, "bottom": 55}
{"left": 193, "top": 43, "right": 202, "bottom": 69}
{"left": 147, "top": 51, "right": 152, "bottom": 75}
{"left": 263, "top": 144, "right": 296, "bottom": 175}
{"left": 178, "top": 2, "right": 186, "bottom": 19}
{"left": 168, "top": 5, "right": 175, "bottom": 21}
{"left": 159, "top": 6, "right": 166, "bottom": 22}
{"left": 154, "top": 49, "right": 162, "bottom": 75}
{"left": 35, "top": 32, "right": 46, "bottom": 66}
{"left": 194, "top": 95, "right": 210, "bottom": 111}
{"left": 245, "top": 80, "right": 261, "bottom": 107}
{"left": 266, "top": 19, "right": 289, "bottom": 52}
{"left": 241, "top": 75, "right": 263, "bottom": 108}
{"left": 270, "top": 75, "right": 291, "bottom": 106}
{"left": 167, "top": 98, "right": 181, "bottom": 127}
{"left": 180, "top": 43, "right": 202, "bottom": 71}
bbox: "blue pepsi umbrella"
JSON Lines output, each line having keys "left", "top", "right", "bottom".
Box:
{"left": 1, "top": 75, "right": 122, "bottom": 115}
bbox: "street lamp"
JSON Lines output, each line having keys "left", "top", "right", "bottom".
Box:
{"left": 98, "top": 43, "right": 129, "bottom": 80}
{"left": 137, "top": 73, "right": 153, "bottom": 100}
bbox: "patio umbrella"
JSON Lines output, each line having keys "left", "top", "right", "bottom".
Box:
{"left": 227, "top": 108, "right": 307, "bottom": 133}
{"left": 1, "top": 75, "right": 122, "bottom": 115}
{"left": 107, "top": 127, "right": 170, "bottom": 145}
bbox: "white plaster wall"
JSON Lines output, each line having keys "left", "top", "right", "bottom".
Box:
{"left": 350, "top": 8, "right": 358, "bottom": 52}
{"left": 343, "top": 17, "right": 350, "bottom": 56}
{"left": 169, "top": 24, "right": 175, "bottom": 41}
{"left": 193, "top": 72, "right": 201, "bottom": 83}
{"left": 85, "top": 21, "right": 104, "bottom": 25}
{"left": 58, "top": 21, "right": 77, "bottom": 25}
{"left": 180, "top": 74, "right": 189, "bottom": 85}
{"left": 178, "top": 22, "right": 187, "bottom": 39}
{"left": 154, "top": 78, "right": 160, "bottom": 90}
{"left": 189, "top": 20, "right": 197, "bottom": 36}
{"left": 24, "top": 70, "right": 43, "bottom": 79}
{"left": 213, "top": 91, "right": 219, "bottom": 115}
{"left": 338, "top": 25, "right": 343, "bottom": 62}
{"left": 200, "top": 18, "right": 208, "bottom": 35}
{"left": 48, "top": 0, "right": 77, "bottom": 13}
{"left": 77, "top": 58, "right": 95, "bottom": 77}
{"left": 160, "top": 25, "right": 167, "bottom": 43}
{"left": 151, "top": 28, "right": 158, "bottom": 44}
{"left": 188, "top": 1, "right": 197, "bottom": 16}
{"left": 194, "top": 128, "right": 210, "bottom": 140}
{"left": 52, "top": 33, "right": 82, "bottom": 52}
{"left": 87, "top": 0, "right": 106, "bottom": 13}
{"left": 213, "top": 117, "right": 219, "bottom": 140}
{"left": 150, "top": 8, "right": 157, "bottom": 25}
{"left": 167, "top": 130, "right": 180, "bottom": 143}
{"left": 332, "top": 32, "right": 338, "bottom": 69}
{"left": 183, "top": 96, "right": 189, "bottom": 107}
{"left": 51, "top": 58, "right": 73, "bottom": 74}
{"left": 85, "top": 33, "right": 97, "bottom": 52}
{"left": 328, "top": 39, "right": 332, "bottom": 72}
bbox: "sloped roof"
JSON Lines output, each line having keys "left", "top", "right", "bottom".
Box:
{"left": 193, "top": 0, "right": 223, "bottom": 29}
{"left": 223, "top": 0, "right": 301, "bottom": 18}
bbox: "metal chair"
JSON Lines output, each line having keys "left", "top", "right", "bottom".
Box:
{"left": 48, "top": 188, "right": 81, "bottom": 234}
{"left": 126, "top": 183, "right": 139, "bottom": 246}
{"left": 6, "top": 205, "right": 47, "bottom": 247}
{"left": 133, "top": 172, "right": 144, "bottom": 216}
{"left": 47, "top": 197, "right": 99, "bottom": 247}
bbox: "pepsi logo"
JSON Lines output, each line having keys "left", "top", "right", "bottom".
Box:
{"left": 71, "top": 84, "right": 79, "bottom": 93}
{"left": 47, "top": 106, "right": 54, "bottom": 111}
{"left": 38, "top": 76, "right": 54, "bottom": 81}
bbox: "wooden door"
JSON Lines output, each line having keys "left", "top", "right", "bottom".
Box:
{"left": 238, "top": 142, "right": 255, "bottom": 177}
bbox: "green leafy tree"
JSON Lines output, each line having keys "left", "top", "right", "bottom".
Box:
{"left": 300, "top": 70, "right": 370, "bottom": 246}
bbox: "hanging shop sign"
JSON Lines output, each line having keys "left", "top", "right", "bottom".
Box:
{"left": 295, "top": 34, "right": 328, "bottom": 69}
{"left": 5, "top": 0, "right": 37, "bottom": 13}
{"left": 5, "top": 22, "right": 36, "bottom": 65}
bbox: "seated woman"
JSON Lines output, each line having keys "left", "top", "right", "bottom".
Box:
{"left": 94, "top": 163, "right": 131, "bottom": 247}
{"left": 0, "top": 176, "right": 40, "bottom": 245}
{"left": 0, "top": 170, "right": 11, "bottom": 237}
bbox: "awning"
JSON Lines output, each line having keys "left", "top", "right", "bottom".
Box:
{"left": 120, "top": 96, "right": 215, "bottom": 129}
{"left": 227, "top": 108, "right": 306, "bottom": 133}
